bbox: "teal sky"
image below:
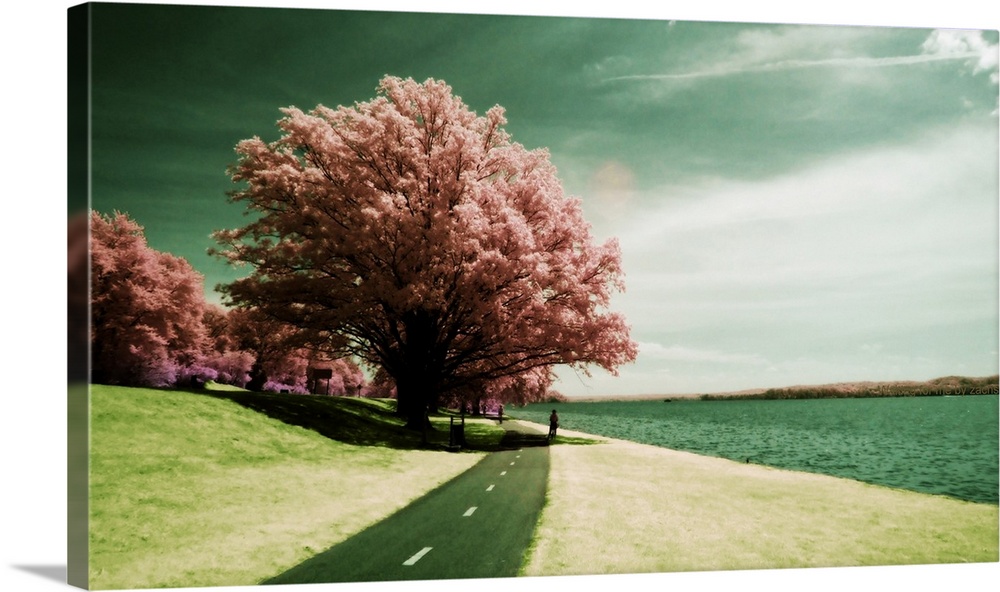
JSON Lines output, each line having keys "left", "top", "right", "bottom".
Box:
{"left": 86, "top": 1, "right": 999, "bottom": 396}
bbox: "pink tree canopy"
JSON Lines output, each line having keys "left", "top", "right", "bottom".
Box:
{"left": 91, "top": 210, "right": 210, "bottom": 387}
{"left": 214, "top": 76, "right": 637, "bottom": 426}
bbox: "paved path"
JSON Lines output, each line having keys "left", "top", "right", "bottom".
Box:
{"left": 264, "top": 421, "right": 550, "bottom": 584}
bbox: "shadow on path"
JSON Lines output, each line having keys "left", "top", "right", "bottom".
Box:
{"left": 263, "top": 421, "right": 550, "bottom": 585}
{"left": 498, "top": 422, "right": 550, "bottom": 449}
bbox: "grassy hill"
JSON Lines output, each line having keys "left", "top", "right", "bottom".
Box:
{"left": 87, "top": 384, "right": 500, "bottom": 589}
{"left": 203, "top": 387, "right": 510, "bottom": 450}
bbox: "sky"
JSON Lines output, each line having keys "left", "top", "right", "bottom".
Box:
{"left": 82, "top": 1, "right": 999, "bottom": 397}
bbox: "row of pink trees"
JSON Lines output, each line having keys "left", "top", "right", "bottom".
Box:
{"left": 213, "top": 76, "right": 637, "bottom": 428}
{"left": 89, "top": 210, "right": 364, "bottom": 393}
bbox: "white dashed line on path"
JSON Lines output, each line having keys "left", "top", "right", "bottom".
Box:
{"left": 486, "top": 484, "right": 495, "bottom": 492}
{"left": 500, "top": 471, "right": 507, "bottom": 476}
{"left": 403, "top": 547, "right": 433, "bottom": 566}
{"left": 463, "top": 507, "right": 478, "bottom": 517}
{"left": 510, "top": 461, "right": 516, "bottom": 466}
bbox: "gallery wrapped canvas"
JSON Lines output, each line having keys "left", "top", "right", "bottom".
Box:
{"left": 65, "top": 2, "right": 998, "bottom": 591}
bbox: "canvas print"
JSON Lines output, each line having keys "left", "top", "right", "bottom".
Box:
{"left": 67, "top": 2, "right": 999, "bottom": 590}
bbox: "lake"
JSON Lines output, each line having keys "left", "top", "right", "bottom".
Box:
{"left": 516, "top": 395, "right": 999, "bottom": 504}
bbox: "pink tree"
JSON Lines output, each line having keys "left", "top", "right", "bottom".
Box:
{"left": 90, "top": 210, "right": 211, "bottom": 387}
{"left": 224, "top": 307, "right": 365, "bottom": 395}
{"left": 201, "top": 304, "right": 255, "bottom": 387}
{"left": 438, "top": 366, "right": 555, "bottom": 416}
{"left": 224, "top": 307, "right": 309, "bottom": 393}
{"left": 214, "top": 76, "right": 637, "bottom": 428}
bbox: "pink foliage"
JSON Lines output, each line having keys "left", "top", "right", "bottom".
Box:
{"left": 90, "top": 211, "right": 211, "bottom": 387}
{"left": 202, "top": 349, "right": 254, "bottom": 387}
{"left": 215, "top": 76, "right": 637, "bottom": 422}
{"left": 364, "top": 368, "right": 398, "bottom": 399}
{"left": 225, "top": 307, "right": 307, "bottom": 391}
{"left": 89, "top": 210, "right": 360, "bottom": 393}
{"left": 224, "top": 307, "right": 366, "bottom": 395}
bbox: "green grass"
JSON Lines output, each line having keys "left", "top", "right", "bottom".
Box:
{"left": 88, "top": 385, "right": 495, "bottom": 589}
{"left": 89, "top": 387, "right": 995, "bottom": 588}
{"left": 521, "top": 428, "right": 1000, "bottom": 576}
{"left": 547, "top": 433, "right": 602, "bottom": 446}
{"left": 205, "top": 386, "right": 513, "bottom": 451}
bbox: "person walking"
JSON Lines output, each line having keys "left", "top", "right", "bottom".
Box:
{"left": 548, "top": 409, "right": 559, "bottom": 440}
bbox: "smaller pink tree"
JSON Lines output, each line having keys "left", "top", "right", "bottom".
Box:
{"left": 90, "top": 210, "right": 212, "bottom": 387}
{"left": 206, "top": 350, "right": 255, "bottom": 387}
{"left": 226, "top": 307, "right": 365, "bottom": 394}
{"left": 200, "top": 304, "right": 255, "bottom": 387}
{"left": 225, "top": 307, "right": 303, "bottom": 392}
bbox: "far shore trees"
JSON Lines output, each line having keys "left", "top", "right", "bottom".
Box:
{"left": 214, "top": 76, "right": 637, "bottom": 429}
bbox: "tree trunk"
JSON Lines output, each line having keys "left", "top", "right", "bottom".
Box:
{"left": 395, "top": 378, "right": 431, "bottom": 432}
{"left": 394, "top": 310, "right": 442, "bottom": 434}
{"left": 246, "top": 360, "right": 267, "bottom": 392}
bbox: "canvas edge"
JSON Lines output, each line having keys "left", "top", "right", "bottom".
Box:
{"left": 68, "top": 2, "right": 92, "bottom": 590}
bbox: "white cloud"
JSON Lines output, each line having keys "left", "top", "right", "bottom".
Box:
{"left": 922, "top": 29, "right": 999, "bottom": 81}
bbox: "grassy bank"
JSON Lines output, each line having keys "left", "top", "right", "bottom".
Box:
{"left": 88, "top": 385, "right": 497, "bottom": 589}
{"left": 520, "top": 424, "right": 999, "bottom": 576}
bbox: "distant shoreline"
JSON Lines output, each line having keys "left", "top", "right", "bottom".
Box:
{"left": 565, "top": 374, "right": 1000, "bottom": 402}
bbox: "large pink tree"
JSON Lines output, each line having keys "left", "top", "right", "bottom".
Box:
{"left": 214, "top": 76, "right": 637, "bottom": 427}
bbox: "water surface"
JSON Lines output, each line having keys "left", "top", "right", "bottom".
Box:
{"left": 518, "top": 396, "right": 999, "bottom": 504}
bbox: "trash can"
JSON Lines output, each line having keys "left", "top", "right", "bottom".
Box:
{"left": 449, "top": 416, "right": 466, "bottom": 449}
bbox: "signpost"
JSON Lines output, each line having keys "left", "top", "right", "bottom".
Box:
{"left": 308, "top": 367, "right": 334, "bottom": 395}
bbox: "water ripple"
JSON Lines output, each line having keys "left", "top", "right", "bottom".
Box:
{"left": 519, "top": 396, "right": 998, "bottom": 504}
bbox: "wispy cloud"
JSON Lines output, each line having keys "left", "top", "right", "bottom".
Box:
{"left": 605, "top": 28, "right": 998, "bottom": 84}
{"left": 605, "top": 52, "right": 984, "bottom": 82}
